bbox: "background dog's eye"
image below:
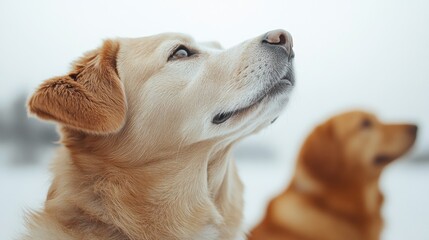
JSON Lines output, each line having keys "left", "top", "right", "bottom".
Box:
{"left": 169, "top": 46, "right": 192, "bottom": 60}
{"left": 361, "top": 119, "right": 372, "bottom": 128}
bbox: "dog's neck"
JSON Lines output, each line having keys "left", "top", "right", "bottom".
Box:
{"left": 46, "top": 130, "right": 243, "bottom": 239}
{"left": 293, "top": 166, "right": 384, "bottom": 219}
{"left": 290, "top": 166, "right": 384, "bottom": 240}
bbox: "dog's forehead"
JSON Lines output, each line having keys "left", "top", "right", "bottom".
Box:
{"left": 119, "top": 33, "right": 195, "bottom": 54}
{"left": 151, "top": 32, "right": 195, "bottom": 44}
{"left": 148, "top": 33, "right": 222, "bottom": 53}
{"left": 120, "top": 33, "right": 223, "bottom": 54}
{"left": 327, "top": 111, "right": 379, "bottom": 138}
{"left": 333, "top": 111, "right": 376, "bottom": 126}
{"left": 198, "top": 41, "right": 223, "bottom": 51}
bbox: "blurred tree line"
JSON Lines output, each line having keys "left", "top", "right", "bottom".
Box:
{"left": 0, "top": 93, "right": 58, "bottom": 165}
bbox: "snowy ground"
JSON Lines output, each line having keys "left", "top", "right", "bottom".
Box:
{"left": 1, "top": 150, "right": 429, "bottom": 240}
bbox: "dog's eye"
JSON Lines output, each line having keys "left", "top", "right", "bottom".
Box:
{"left": 169, "top": 46, "right": 192, "bottom": 61}
{"left": 212, "top": 112, "right": 234, "bottom": 124}
{"left": 361, "top": 119, "right": 372, "bottom": 128}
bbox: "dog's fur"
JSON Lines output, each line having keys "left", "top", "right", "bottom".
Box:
{"left": 249, "top": 111, "right": 417, "bottom": 240}
{"left": 23, "top": 31, "right": 295, "bottom": 240}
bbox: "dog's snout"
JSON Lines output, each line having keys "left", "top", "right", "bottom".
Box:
{"left": 262, "top": 29, "right": 294, "bottom": 58}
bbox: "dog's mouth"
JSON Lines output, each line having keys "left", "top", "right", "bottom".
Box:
{"left": 374, "top": 154, "right": 396, "bottom": 165}
{"left": 212, "top": 71, "right": 294, "bottom": 124}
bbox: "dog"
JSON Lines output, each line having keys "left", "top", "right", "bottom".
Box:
{"left": 22, "top": 29, "right": 295, "bottom": 240}
{"left": 249, "top": 111, "right": 417, "bottom": 240}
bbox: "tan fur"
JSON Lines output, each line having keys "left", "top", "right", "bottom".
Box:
{"left": 28, "top": 40, "right": 127, "bottom": 134}
{"left": 249, "top": 111, "right": 417, "bottom": 240}
{"left": 23, "top": 31, "right": 295, "bottom": 239}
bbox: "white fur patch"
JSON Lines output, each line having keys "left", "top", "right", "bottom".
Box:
{"left": 193, "top": 225, "right": 219, "bottom": 240}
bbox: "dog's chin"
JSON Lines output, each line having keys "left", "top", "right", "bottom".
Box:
{"left": 211, "top": 65, "right": 294, "bottom": 125}
{"left": 224, "top": 76, "right": 293, "bottom": 118}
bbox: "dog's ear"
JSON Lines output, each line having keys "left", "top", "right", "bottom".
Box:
{"left": 300, "top": 121, "right": 341, "bottom": 182}
{"left": 28, "top": 40, "right": 127, "bottom": 134}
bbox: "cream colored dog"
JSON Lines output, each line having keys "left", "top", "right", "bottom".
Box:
{"left": 23, "top": 30, "right": 295, "bottom": 240}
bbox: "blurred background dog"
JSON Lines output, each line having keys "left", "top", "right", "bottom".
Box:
{"left": 249, "top": 111, "right": 417, "bottom": 240}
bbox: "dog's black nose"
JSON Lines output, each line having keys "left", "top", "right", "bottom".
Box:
{"left": 262, "top": 29, "right": 294, "bottom": 58}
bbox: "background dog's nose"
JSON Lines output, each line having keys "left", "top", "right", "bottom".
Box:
{"left": 262, "top": 29, "right": 294, "bottom": 58}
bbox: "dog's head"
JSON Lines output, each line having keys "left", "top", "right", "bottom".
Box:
{"left": 300, "top": 111, "right": 417, "bottom": 183}
{"left": 28, "top": 30, "right": 295, "bottom": 156}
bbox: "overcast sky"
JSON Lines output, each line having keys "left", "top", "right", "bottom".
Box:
{"left": 1, "top": 0, "right": 428, "bottom": 155}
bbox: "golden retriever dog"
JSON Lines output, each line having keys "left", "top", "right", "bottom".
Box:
{"left": 22, "top": 29, "right": 295, "bottom": 240}
{"left": 249, "top": 111, "right": 417, "bottom": 240}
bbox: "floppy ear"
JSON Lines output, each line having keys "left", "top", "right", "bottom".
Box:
{"left": 28, "top": 40, "right": 127, "bottom": 134}
{"left": 300, "top": 121, "right": 342, "bottom": 182}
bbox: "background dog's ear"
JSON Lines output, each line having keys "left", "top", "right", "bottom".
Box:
{"left": 300, "top": 121, "right": 342, "bottom": 182}
{"left": 28, "top": 40, "right": 127, "bottom": 134}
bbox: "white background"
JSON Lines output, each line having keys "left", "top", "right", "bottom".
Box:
{"left": 0, "top": 0, "right": 428, "bottom": 239}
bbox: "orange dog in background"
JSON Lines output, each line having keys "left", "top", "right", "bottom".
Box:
{"left": 249, "top": 111, "right": 417, "bottom": 240}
